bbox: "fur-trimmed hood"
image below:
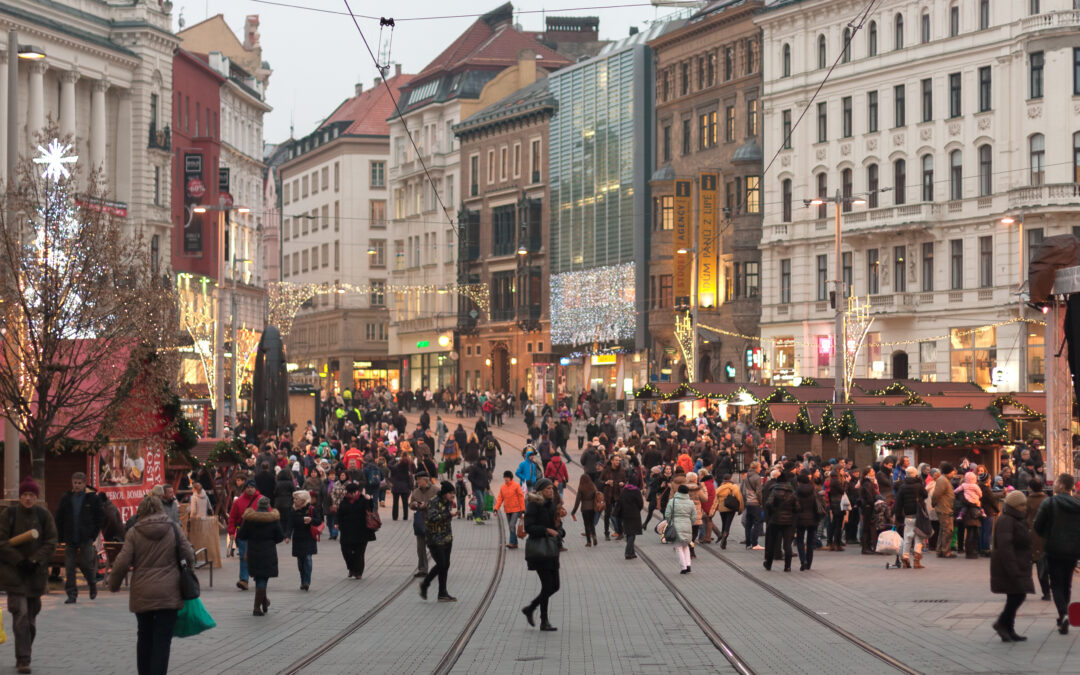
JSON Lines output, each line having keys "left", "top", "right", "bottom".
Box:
{"left": 526, "top": 491, "right": 549, "bottom": 504}
{"left": 242, "top": 507, "right": 280, "bottom": 523}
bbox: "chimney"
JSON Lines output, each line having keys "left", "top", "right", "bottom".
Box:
{"left": 518, "top": 49, "right": 537, "bottom": 89}
{"left": 395, "top": 63, "right": 402, "bottom": 77}
{"left": 355, "top": 82, "right": 363, "bottom": 96}
{"left": 374, "top": 76, "right": 382, "bottom": 87}
{"left": 629, "top": 26, "right": 639, "bottom": 36}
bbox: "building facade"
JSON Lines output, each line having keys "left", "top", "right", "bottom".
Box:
{"left": 387, "top": 3, "right": 572, "bottom": 393}
{"left": 280, "top": 71, "right": 414, "bottom": 394}
{"left": 648, "top": 0, "right": 764, "bottom": 385}
{"left": 455, "top": 73, "right": 554, "bottom": 400}
{"left": 757, "top": 0, "right": 1080, "bottom": 392}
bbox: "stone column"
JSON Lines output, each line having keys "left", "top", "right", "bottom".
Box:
{"left": 27, "top": 60, "right": 45, "bottom": 140}
{"left": 90, "top": 79, "right": 107, "bottom": 178}
{"left": 60, "top": 70, "right": 78, "bottom": 140}
{"left": 114, "top": 90, "right": 131, "bottom": 202}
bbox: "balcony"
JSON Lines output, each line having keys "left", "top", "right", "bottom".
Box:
{"left": 148, "top": 125, "right": 170, "bottom": 151}
{"left": 395, "top": 316, "right": 435, "bottom": 333}
{"left": 1021, "top": 10, "right": 1080, "bottom": 33}
{"left": 1007, "top": 183, "right": 1080, "bottom": 210}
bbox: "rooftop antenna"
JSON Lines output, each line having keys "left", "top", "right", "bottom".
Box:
{"left": 178, "top": 7, "right": 185, "bottom": 30}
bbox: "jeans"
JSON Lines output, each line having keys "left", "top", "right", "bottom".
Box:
{"left": 325, "top": 512, "right": 338, "bottom": 538}
{"left": 604, "top": 505, "right": 620, "bottom": 536}
{"left": 253, "top": 576, "right": 268, "bottom": 590}
{"left": 624, "top": 533, "right": 637, "bottom": 556}
{"left": 743, "top": 505, "right": 762, "bottom": 547}
{"left": 795, "top": 525, "right": 815, "bottom": 568}
{"left": 507, "top": 512, "right": 521, "bottom": 545}
{"left": 473, "top": 489, "right": 487, "bottom": 518}
{"left": 528, "top": 568, "right": 561, "bottom": 623}
{"left": 7, "top": 594, "right": 41, "bottom": 665}
{"left": 1048, "top": 555, "right": 1078, "bottom": 619}
{"left": 999, "top": 592, "right": 1026, "bottom": 632}
{"left": 423, "top": 543, "right": 452, "bottom": 597}
{"left": 135, "top": 608, "right": 178, "bottom": 675}
{"left": 341, "top": 540, "right": 369, "bottom": 577}
{"left": 979, "top": 514, "right": 994, "bottom": 553}
{"left": 237, "top": 539, "right": 249, "bottom": 581}
{"left": 392, "top": 492, "right": 409, "bottom": 520}
{"left": 64, "top": 542, "right": 97, "bottom": 598}
{"left": 765, "top": 524, "right": 794, "bottom": 569}
{"left": 296, "top": 554, "right": 313, "bottom": 586}
{"left": 827, "top": 508, "right": 845, "bottom": 547}
{"left": 903, "top": 515, "right": 925, "bottom": 560}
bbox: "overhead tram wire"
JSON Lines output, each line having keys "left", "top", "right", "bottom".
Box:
{"left": 251, "top": 0, "right": 658, "bottom": 21}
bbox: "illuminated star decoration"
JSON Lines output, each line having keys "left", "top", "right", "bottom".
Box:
{"left": 33, "top": 139, "right": 78, "bottom": 181}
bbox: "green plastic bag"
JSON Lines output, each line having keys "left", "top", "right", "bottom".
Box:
{"left": 437, "top": 461, "right": 446, "bottom": 475}
{"left": 173, "top": 597, "right": 216, "bottom": 638}
{"left": 484, "top": 493, "right": 495, "bottom": 512}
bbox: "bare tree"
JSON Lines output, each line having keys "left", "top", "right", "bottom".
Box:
{"left": 0, "top": 125, "right": 179, "bottom": 494}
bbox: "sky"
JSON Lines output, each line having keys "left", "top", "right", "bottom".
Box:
{"left": 178, "top": 1, "right": 685, "bottom": 145}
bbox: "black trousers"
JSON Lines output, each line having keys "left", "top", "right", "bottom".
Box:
{"left": 719, "top": 511, "right": 735, "bottom": 537}
{"left": 340, "top": 539, "right": 369, "bottom": 577}
{"left": 423, "top": 543, "right": 452, "bottom": 597}
{"left": 391, "top": 493, "right": 409, "bottom": 520}
{"left": 64, "top": 543, "right": 96, "bottom": 598}
{"left": 1048, "top": 555, "right": 1078, "bottom": 619}
{"left": 528, "top": 568, "right": 561, "bottom": 623}
{"left": 998, "top": 592, "right": 1026, "bottom": 632}
{"left": 136, "top": 608, "right": 178, "bottom": 675}
{"left": 844, "top": 507, "right": 860, "bottom": 543}
{"left": 860, "top": 508, "right": 876, "bottom": 552}
{"left": 827, "top": 508, "right": 844, "bottom": 547}
{"left": 764, "top": 524, "right": 794, "bottom": 569}
{"left": 582, "top": 509, "right": 596, "bottom": 539}
{"left": 795, "top": 525, "right": 815, "bottom": 568}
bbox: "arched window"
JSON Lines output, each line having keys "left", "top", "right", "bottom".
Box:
{"left": 895, "top": 13, "right": 905, "bottom": 50}
{"left": 818, "top": 34, "right": 827, "bottom": 69}
{"left": 921, "top": 11, "right": 931, "bottom": 43}
{"left": 782, "top": 43, "right": 791, "bottom": 77}
{"left": 868, "top": 21, "right": 878, "bottom": 56}
{"left": 950, "top": 4, "right": 960, "bottom": 36}
{"left": 921, "top": 154, "right": 934, "bottom": 201}
{"left": 894, "top": 158, "right": 907, "bottom": 204}
{"left": 1030, "top": 134, "right": 1045, "bottom": 186}
{"left": 842, "top": 27, "right": 852, "bottom": 63}
{"left": 950, "top": 149, "right": 963, "bottom": 200}
{"left": 978, "top": 144, "right": 992, "bottom": 195}
{"left": 781, "top": 178, "right": 793, "bottom": 222}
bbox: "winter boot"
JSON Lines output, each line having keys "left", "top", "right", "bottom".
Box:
{"left": 253, "top": 588, "right": 265, "bottom": 616}
{"left": 901, "top": 556, "right": 911, "bottom": 568}
{"left": 913, "top": 553, "right": 924, "bottom": 569}
{"left": 720, "top": 533, "right": 728, "bottom": 550}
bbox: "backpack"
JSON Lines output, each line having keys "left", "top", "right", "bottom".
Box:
{"left": 723, "top": 488, "right": 740, "bottom": 512}
{"left": 592, "top": 490, "right": 606, "bottom": 513}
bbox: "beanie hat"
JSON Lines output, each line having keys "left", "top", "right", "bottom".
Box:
{"left": 438, "top": 480, "right": 455, "bottom": 496}
{"left": 533, "top": 477, "right": 554, "bottom": 492}
{"left": 18, "top": 476, "right": 39, "bottom": 497}
{"left": 677, "top": 484, "right": 689, "bottom": 494}
{"left": 256, "top": 496, "right": 271, "bottom": 511}
{"left": 1005, "top": 489, "right": 1027, "bottom": 513}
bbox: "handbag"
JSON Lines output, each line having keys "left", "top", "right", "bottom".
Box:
{"left": 172, "top": 524, "right": 200, "bottom": 600}
{"left": 173, "top": 597, "right": 216, "bottom": 638}
{"left": 914, "top": 500, "right": 933, "bottom": 540}
{"left": 308, "top": 507, "right": 325, "bottom": 541}
{"left": 516, "top": 517, "right": 527, "bottom": 540}
{"left": 366, "top": 505, "right": 382, "bottom": 531}
{"left": 839, "top": 493, "right": 851, "bottom": 512}
{"left": 524, "top": 534, "right": 559, "bottom": 562}
{"left": 592, "top": 491, "right": 606, "bottom": 513}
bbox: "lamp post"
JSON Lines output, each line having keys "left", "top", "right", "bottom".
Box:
{"left": 806, "top": 189, "right": 866, "bottom": 403}
{"left": 1001, "top": 215, "right": 1026, "bottom": 391}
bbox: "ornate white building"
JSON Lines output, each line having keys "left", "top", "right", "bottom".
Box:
{"left": 756, "top": 0, "right": 1080, "bottom": 392}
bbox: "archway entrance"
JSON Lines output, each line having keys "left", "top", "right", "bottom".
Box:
{"left": 492, "top": 345, "right": 510, "bottom": 392}
{"left": 891, "top": 350, "right": 909, "bottom": 380}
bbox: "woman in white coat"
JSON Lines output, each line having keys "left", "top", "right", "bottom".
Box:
{"left": 664, "top": 484, "right": 697, "bottom": 574}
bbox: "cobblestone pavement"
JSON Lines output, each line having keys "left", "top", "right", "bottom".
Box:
{"left": 7, "top": 410, "right": 1079, "bottom": 674}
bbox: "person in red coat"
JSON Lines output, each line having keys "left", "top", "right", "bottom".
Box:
{"left": 227, "top": 480, "right": 262, "bottom": 590}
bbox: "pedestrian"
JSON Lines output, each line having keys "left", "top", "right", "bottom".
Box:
{"left": 522, "top": 478, "right": 561, "bottom": 631}
{"left": 793, "top": 471, "right": 819, "bottom": 571}
{"left": 663, "top": 484, "right": 696, "bottom": 574}
{"left": 570, "top": 473, "right": 599, "bottom": 547}
{"left": 895, "top": 465, "right": 929, "bottom": 569}
{"left": 1024, "top": 478, "right": 1050, "bottom": 600}
{"left": 932, "top": 462, "right": 957, "bottom": 558}
{"left": 336, "top": 482, "right": 376, "bottom": 579}
{"left": 990, "top": 490, "right": 1034, "bottom": 642}
{"left": 227, "top": 480, "right": 262, "bottom": 590}
{"left": 516, "top": 449, "right": 541, "bottom": 489}
{"left": 467, "top": 458, "right": 491, "bottom": 523}
{"left": 764, "top": 471, "right": 798, "bottom": 572}
{"left": 619, "top": 474, "right": 644, "bottom": 559}
{"left": 494, "top": 470, "right": 526, "bottom": 550}
{"left": 600, "top": 454, "right": 627, "bottom": 540}
{"left": 419, "top": 481, "right": 456, "bottom": 602}
{"left": 709, "top": 473, "right": 743, "bottom": 550}
{"left": 54, "top": 471, "right": 103, "bottom": 604}
{"left": 107, "top": 493, "right": 195, "bottom": 675}
{"left": 273, "top": 469, "right": 295, "bottom": 537}
{"left": 389, "top": 453, "right": 414, "bottom": 521}
{"left": 742, "top": 462, "right": 763, "bottom": 550}
{"left": 1032, "top": 472, "right": 1080, "bottom": 635}
{"left": 825, "top": 469, "right": 847, "bottom": 551}
{"left": 236, "top": 496, "right": 283, "bottom": 616}
{"left": 0, "top": 477, "right": 58, "bottom": 674}
{"left": 409, "top": 472, "right": 439, "bottom": 578}
{"left": 859, "top": 467, "right": 879, "bottom": 555}
{"left": 956, "top": 471, "right": 983, "bottom": 559}
{"left": 160, "top": 484, "right": 180, "bottom": 525}
{"left": 698, "top": 469, "right": 717, "bottom": 544}
{"left": 544, "top": 453, "right": 569, "bottom": 497}
{"left": 186, "top": 481, "right": 221, "bottom": 568}
{"left": 287, "top": 490, "right": 322, "bottom": 591}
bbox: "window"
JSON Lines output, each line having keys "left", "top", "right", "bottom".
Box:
{"left": 1030, "top": 0, "right": 1040, "bottom": 13}
{"left": 321, "top": 243, "right": 329, "bottom": 268}
{"left": 842, "top": 28, "right": 852, "bottom": 63}
{"left": 921, "top": 12, "right": 931, "bottom": 43}
{"left": 921, "top": 154, "right": 934, "bottom": 201}
{"left": 979, "top": 66, "right": 992, "bottom": 112}
{"left": 370, "top": 160, "right": 385, "bottom": 188}
{"left": 725, "top": 106, "right": 735, "bottom": 142}
{"left": 656, "top": 195, "right": 674, "bottom": 230}
{"left": 818, "top": 35, "right": 827, "bottom": 69}
{"left": 682, "top": 118, "right": 692, "bottom": 155}
{"left": 950, "top": 5, "right": 960, "bottom": 36}
{"left": 780, "top": 259, "right": 791, "bottom": 303}
{"left": 708, "top": 110, "right": 720, "bottom": 148}
{"left": 370, "top": 199, "right": 387, "bottom": 228}
{"left": 867, "top": 163, "right": 879, "bottom": 208}
{"left": 744, "top": 262, "right": 759, "bottom": 297}
{"left": 680, "top": 61, "right": 689, "bottom": 95}
{"left": 949, "top": 73, "right": 962, "bottom": 118}
{"left": 725, "top": 47, "right": 733, "bottom": 80}
{"left": 817, "top": 254, "right": 828, "bottom": 301}
{"left": 513, "top": 143, "right": 521, "bottom": 178}
{"left": 745, "top": 176, "right": 761, "bottom": 214}
{"left": 661, "top": 69, "right": 670, "bottom": 101}
{"left": 950, "top": 239, "right": 964, "bottom": 289}
{"left": 662, "top": 124, "right": 671, "bottom": 162}
{"left": 707, "top": 52, "right": 716, "bottom": 85}
{"left": 781, "top": 110, "right": 792, "bottom": 149}
{"left": 842, "top": 252, "right": 853, "bottom": 297}
{"left": 950, "top": 326, "right": 996, "bottom": 388}
{"left": 841, "top": 96, "right": 853, "bottom": 137}
{"left": 153, "top": 166, "right": 160, "bottom": 206}
{"left": 894, "top": 159, "right": 906, "bottom": 205}
{"left": 311, "top": 170, "right": 318, "bottom": 194}
{"left": 867, "top": 249, "right": 880, "bottom": 294}
{"left": 817, "top": 102, "right": 828, "bottom": 142}
{"left": 868, "top": 90, "right": 878, "bottom": 132}
{"left": 530, "top": 139, "right": 541, "bottom": 182}
{"left": 302, "top": 175, "right": 309, "bottom": 198}
{"left": 334, "top": 162, "right": 340, "bottom": 191}
{"left": 660, "top": 275, "right": 672, "bottom": 308}
{"left": 487, "top": 150, "right": 495, "bottom": 184}
{"left": 979, "top": 236, "right": 993, "bottom": 287}
{"left": 782, "top": 44, "right": 791, "bottom": 77}
{"left": 470, "top": 154, "right": 479, "bottom": 196}
{"left": 747, "top": 99, "right": 758, "bottom": 136}
{"left": 781, "top": 179, "right": 792, "bottom": 223}
{"left": 1030, "top": 134, "right": 1045, "bottom": 185}
{"left": 921, "top": 78, "right": 933, "bottom": 122}
{"left": 492, "top": 205, "right": 515, "bottom": 256}
{"left": 950, "top": 150, "right": 963, "bottom": 200}
{"left": 1028, "top": 228, "right": 1045, "bottom": 264}
{"left": 1030, "top": 51, "right": 1044, "bottom": 99}
{"left": 836, "top": 169, "right": 852, "bottom": 215}
{"left": 699, "top": 112, "right": 712, "bottom": 149}
{"left": 922, "top": 242, "right": 934, "bottom": 291}
{"left": 868, "top": 20, "right": 878, "bottom": 56}
{"left": 370, "top": 281, "right": 385, "bottom": 307}
{"left": 978, "top": 144, "right": 992, "bottom": 196}
{"left": 894, "top": 84, "right": 906, "bottom": 127}
{"left": 1075, "top": 132, "right": 1080, "bottom": 183}
{"left": 499, "top": 146, "right": 508, "bottom": 181}
{"left": 698, "top": 56, "right": 706, "bottom": 90}
{"left": 321, "top": 167, "right": 329, "bottom": 191}
{"left": 894, "top": 13, "right": 904, "bottom": 50}
{"left": 979, "top": 0, "right": 990, "bottom": 29}
{"left": 816, "top": 172, "right": 828, "bottom": 219}
{"left": 746, "top": 39, "right": 755, "bottom": 74}
{"left": 394, "top": 240, "right": 404, "bottom": 271}
{"left": 894, "top": 245, "right": 907, "bottom": 292}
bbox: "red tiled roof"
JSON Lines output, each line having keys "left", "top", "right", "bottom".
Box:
{"left": 320, "top": 73, "right": 416, "bottom": 137}
{"left": 414, "top": 14, "right": 571, "bottom": 82}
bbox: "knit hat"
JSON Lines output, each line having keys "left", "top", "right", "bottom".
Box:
{"left": 533, "top": 477, "right": 554, "bottom": 492}
{"left": 245, "top": 479, "right": 257, "bottom": 488}
{"left": 18, "top": 476, "right": 38, "bottom": 497}
{"left": 438, "top": 480, "right": 455, "bottom": 496}
{"left": 906, "top": 466, "right": 919, "bottom": 478}
{"left": 1005, "top": 489, "right": 1027, "bottom": 513}
{"left": 292, "top": 490, "right": 311, "bottom": 505}
{"left": 415, "top": 471, "right": 429, "bottom": 479}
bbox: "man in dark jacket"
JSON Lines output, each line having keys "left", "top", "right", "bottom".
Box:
{"left": 54, "top": 472, "right": 103, "bottom": 603}
{"left": 600, "top": 456, "right": 627, "bottom": 540}
{"left": 1032, "top": 472, "right": 1080, "bottom": 634}
{"left": 467, "top": 459, "right": 491, "bottom": 523}
{"left": 763, "top": 473, "right": 798, "bottom": 571}
{"left": 254, "top": 462, "right": 276, "bottom": 502}
{"left": 894, "top": 466, "right": 929, "bottom": 568}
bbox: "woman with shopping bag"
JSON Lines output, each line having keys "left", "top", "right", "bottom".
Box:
{"left": 108, "top": 493, "right": 197, "bottom": 675}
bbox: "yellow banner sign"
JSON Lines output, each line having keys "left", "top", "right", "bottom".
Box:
{"left": 673, "top": 179, "right": 692, "bottom": 304}
{"left": 698, "top": 172, "right": 718, "bottom": 309}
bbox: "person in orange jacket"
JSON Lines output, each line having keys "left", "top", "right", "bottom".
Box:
{"left": 494, "top": 470, "right": 526, "bottom": 549}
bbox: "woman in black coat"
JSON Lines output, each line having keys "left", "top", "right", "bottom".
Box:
{"left": 522, "top": 478, "right": 561, "bottom": 632}
{"left": 990, "top": 490, "right": 1035, "bottom": 642}
{"left": 794, "top": 472, "right": 820, "bottom": 571}
{"left": 618, "top": 475, "right": 645, "bottom": 559}
{"left": 336, "top": 483, "right": 377, "bottom": 579}
{"left": 273, "top": 470, "right": 296, "bottom": 537}
{"left": 389, "top": 454, "right": 414, "bottom": 521}
{"left": 287, "top": 490, "right": 323, "bottom": 591}
{"left": 236, "top": 496, "right": 284, "bottom": 616}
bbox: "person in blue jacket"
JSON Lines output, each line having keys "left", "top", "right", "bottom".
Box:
{"left": 516, "top": 449, "right": 541, "bottom": 489}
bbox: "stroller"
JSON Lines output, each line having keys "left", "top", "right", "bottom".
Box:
{"left": 873, "top": 497, "right": 902, "bottom": 569}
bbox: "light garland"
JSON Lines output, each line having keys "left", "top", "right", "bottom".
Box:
{"left": 550, "top": 262, "right": 636, "bottom": 346}
{"left": 843, "top": 295, "right": 873, "bottom": 403}
{"left": 176, "top": 281, "right": 217, "bottom": 398}
{"left": 673, "top": 310, "right": 695, "bottom": 383}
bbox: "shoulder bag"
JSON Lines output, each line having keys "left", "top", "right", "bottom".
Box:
{"left": 366, "top": 500, "right": 382, "bottom": 531}
{"left": 172, "top": 524, "right": 200, "bottom": 600}
{"left": 309, "top": 506, "right": 325, "bottom": 541}
{"left": 524, "top": 534, "right": 559, "bottom": 562}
